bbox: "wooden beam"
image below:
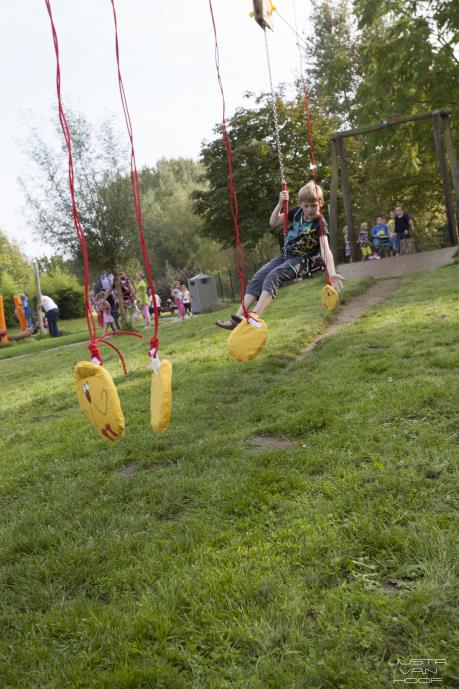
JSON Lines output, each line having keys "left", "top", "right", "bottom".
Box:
{"left": 442, "top": 114, "right": 459, "bottom": 245}
{"left": 333, "top": 109, "right": 452, "bottom": 141}
{"left": 432, "top": 113, "right": 458, "bottom": 246}
{"left": 335, "top": 137, "right": 358, "bottom": 261}
{"left": 329, "top": 138, "right": 339, "bottom": 259}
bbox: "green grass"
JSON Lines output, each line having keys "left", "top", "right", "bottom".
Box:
{"left": 0, "top": 270, "right": 457, "bottom": 689}
{"left": 0, "top": 317, "right": 90, "bottom": 360}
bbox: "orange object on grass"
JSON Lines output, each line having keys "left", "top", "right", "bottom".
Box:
{"left": 13, "top": 295, "right": 27, "bottom": 332}
{"left": 0, "top": 295, "right": 8, "bottom": 343}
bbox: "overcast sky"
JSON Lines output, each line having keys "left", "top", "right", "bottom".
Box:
{"left": 0, "top": 0, "right": 312, "bottom": 258}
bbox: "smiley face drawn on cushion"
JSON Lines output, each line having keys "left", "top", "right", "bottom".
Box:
{"left": 74, "top": 362, "right": 125, "bottom": 442}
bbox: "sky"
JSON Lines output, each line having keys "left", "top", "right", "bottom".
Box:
{"left": 0, "top": 0, "right": 312, "bottom": 258}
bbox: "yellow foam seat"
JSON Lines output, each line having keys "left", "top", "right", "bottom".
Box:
{"left": 321, "top": 285, "right": 339, "bottom": 311}
{"left": 151, "top": 359, "right": 172, "bottom": 432}
{"left": 227, "top": 317, "right": 268, "bottom": 363}
{"left": 74, "top": 361, "right": 125, "bottom": 443}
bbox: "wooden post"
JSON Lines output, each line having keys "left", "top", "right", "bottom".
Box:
{"left": 432, "top": 112, "right": 458, "bottom": 246}
{"left": 441, "top": 114, "right": 459, "bottom": 245}
{"left": 329, "top": 138, "right": 339, "bottom": 260}
{"left": 33, "top": 260, "right": 46, "bottom": 336}
{"left": 335, "top": 136, "right": 358, "bottom": 261}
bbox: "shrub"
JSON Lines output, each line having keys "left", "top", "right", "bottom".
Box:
{"left": 40, "top": 268, "right": 85, "bottom": 319}
{"left": 0, "top": 272, "right": 22, "bottom": 326}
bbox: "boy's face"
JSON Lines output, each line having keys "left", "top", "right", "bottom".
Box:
{"left": 395, "top": 206, "right": 403, "bottom": 217}
{"left": 299, "top": 199, "right": 321, "bottom": 221}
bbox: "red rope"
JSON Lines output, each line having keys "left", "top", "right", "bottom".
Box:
{"left": 208, "top": 0, "right": 249, "bottom": 318}
{"left": 109, "top": 0, "right": 161, "bottom": 349}
{"left": 44, "top": 0, "right": 98, "bottom": 341}
{"left": 45, "top": 0, "right": 144, "bottom": 372}
{"left": 296, "top": 42, "right": 331, "bottom": 285}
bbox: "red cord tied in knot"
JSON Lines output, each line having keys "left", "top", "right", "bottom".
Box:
{"left": 148, "top": 336, "right": 159, "bottom": 358}
{"left": 88, "top": 341, "right": 103, "bottom": 365}
{"left": 148, "top": 336, "right": 161, "bottom": 374}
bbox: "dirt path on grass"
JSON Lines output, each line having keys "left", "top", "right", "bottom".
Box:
{"left": 296, "top": 279, "right": 399, "bottom": 358}
{"left": 295, "top": 246, "right": 457, "bottom": 359}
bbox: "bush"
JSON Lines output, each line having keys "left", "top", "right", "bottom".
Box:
{"left": 40, "top": 268, "right": 85, "bottom": 319}
{"left": 0, "top": 272, "right": 22, "bottom": 326}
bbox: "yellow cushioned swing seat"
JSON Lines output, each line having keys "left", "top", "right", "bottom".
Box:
{"left": 321, "top": 284, "right": 339, "bottom": 311}
{"left": 151, "top": 359, "right": 172, "bottom": 432}
{"left": 74, "top": 361, "right": 125, "bottom": 443}
{"left": 227, "top": 317, "right": 268, "bottom": 363}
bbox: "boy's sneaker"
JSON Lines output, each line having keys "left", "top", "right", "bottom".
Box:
{"left": 215, "top": 314, "right": 242, "bottom": 330}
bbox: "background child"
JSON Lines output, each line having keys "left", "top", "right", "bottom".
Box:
{"left": 216, "top": 181, "right": 344, "bottom": 330}
{"left": 96, "top": 292, "right": 115, "bottom": 333}
{"left": 181, "top": 283, "right": 192, "bottom": 317}
{"left": 358, "top": 222, "right": 373, "bottom": 260}
{"left": 370, "top": 216, "right": 389, "bottom": 258}
{"left": 172, "top": 281, "right": 186, "bottom": 321}
{"left": 21, "top": 293, "right": 33, "bottom": 329}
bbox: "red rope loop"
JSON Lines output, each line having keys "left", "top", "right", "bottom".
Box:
{"left": 98, "top": 339, "right": 128, "bottom": 376}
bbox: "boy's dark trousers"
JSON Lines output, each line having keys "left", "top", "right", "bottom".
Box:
{"left": 46, "top": 308, "right": 60, "bottom": 337}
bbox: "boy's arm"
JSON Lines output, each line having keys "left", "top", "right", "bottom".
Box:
{"left": 319, "top": 234, "right": 344, "bottom": 291}
{"left": 269, "top": 190, "right": 289, "bottom": 228}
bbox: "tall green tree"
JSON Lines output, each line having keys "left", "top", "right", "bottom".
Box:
{"left": 0, "top": 230, "right": 31, "bottom": 286}
{"left": 140, "top": 158, "right": 226, "bottom": 275}
{"left": 21, "top": 111, "right": 137, "bottom": 277}
{"left": 194, "top": 92, "right": 336, "bottom": 248}
{"left": 307, "top": 0, "right": 359, "bottom": 123}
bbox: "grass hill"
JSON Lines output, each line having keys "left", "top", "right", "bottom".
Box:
{"left": 0, "top": 264, "right": 457, "bottom": 688}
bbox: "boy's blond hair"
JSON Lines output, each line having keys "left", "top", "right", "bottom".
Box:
{"left": 298, "top": 180, "right": 324, "bottom": 205}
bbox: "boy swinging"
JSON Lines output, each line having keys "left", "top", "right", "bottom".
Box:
{"left": 216, "top": 181, "right": 344, "bottom": 330}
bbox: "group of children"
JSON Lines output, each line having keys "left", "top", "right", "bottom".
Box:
{"left": 344, "top": 203, "right": 414, "bottom": 261}
{"left": 94, "top": 272, "right": 192, "bottom": 334}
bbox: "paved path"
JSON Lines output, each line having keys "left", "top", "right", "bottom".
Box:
{"left": 293, "top": 246, "right": 457, "bottom": 361}
{"left": 337, "top": 246, "right": 456, "bottom": 280}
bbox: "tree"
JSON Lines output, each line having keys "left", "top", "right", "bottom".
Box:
{"left": 194, "top": 92, "right": 337, "bottom": 248}
{"left": 140, "top": 158, "right": 227, "bottom": 276}
{"left": 307, "top": 0, "right": 360, "bottom": 123}
{"left": 21, "top": 110, "right": 138, "bottom": 278}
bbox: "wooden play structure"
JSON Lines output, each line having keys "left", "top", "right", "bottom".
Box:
{"left": 328, "top": 109, "right": 459, "bottom": 260}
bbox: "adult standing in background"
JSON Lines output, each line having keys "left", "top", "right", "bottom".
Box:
{"left": 39, "top": 295, "right": 60, "bottom": 337}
